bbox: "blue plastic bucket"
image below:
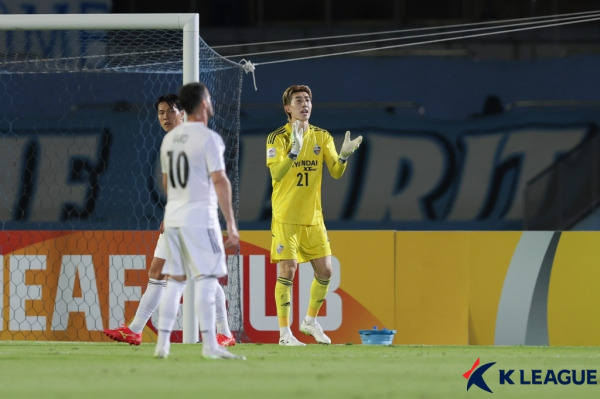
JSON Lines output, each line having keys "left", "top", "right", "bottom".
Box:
{"left": 358, "top": 326, "right": 396, "bottom": 345}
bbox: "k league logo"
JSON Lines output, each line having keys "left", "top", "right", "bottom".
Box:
{"left": 462, "top": 357, "right": 599, "bottom": 394}
{"left": 463, "top": 358, "right": 496, "bottom": 393}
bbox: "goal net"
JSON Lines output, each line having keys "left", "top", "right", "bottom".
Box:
{"left": 0, "top": 14, "right": 245, "bottom": 343}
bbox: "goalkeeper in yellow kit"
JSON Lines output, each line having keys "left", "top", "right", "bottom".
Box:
{"left": 266, "top": 85, "right": 362, "bottom": 346}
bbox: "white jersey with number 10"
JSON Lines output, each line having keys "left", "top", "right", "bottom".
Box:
{"left": 160, "top": 121, "right": 226, "bottom": 228}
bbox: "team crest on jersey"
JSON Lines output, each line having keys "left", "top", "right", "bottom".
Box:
{"left": 313, "top": 144, "right": 321, "bottom": 155}
{"left": 277, "top": 244, "right": 284, "bottom": 254}
{"left": 267, "top": 147, "right": 276, "bottom": 159}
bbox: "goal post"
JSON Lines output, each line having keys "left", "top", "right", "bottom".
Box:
{"left": 0, "top": 13, "right": 244, "bottom": 344}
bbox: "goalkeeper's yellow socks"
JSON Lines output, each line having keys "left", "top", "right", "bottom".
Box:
{"left": 275, "top": 277, "right": 293, "bottom": 328}
{"left": 306, "top": 276, "right": 330, "bottom": 318}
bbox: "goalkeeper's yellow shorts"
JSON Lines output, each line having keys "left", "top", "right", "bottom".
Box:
{"left": 270, "top": 220, "right": 331, "bottom": 264}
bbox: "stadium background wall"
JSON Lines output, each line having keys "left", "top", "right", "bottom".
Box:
{"left": 1, "top": 230, "right": 599, "bottom": 346}
{"left": 2, "top": 7, "right": 600, "bottom": 346}
{"left": 2, "top": 56, "right": 600, "bottom": 231}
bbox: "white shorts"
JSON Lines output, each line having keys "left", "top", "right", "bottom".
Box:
{"left": 162, "top": 227, "right": 227, "bottom": 279}
{"left": 153, "top": 232, "right": 168, "bottom": 260}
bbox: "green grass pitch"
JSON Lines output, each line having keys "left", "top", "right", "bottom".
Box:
{"left": 1, "top": 342, "right": 599, "bottom": 398}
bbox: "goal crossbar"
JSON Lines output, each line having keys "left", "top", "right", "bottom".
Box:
{"left": 0, "top": 13, "right": 198, "bottom": 31}
{"left": 0, "top": 13, "right": 200, "bottom": 86}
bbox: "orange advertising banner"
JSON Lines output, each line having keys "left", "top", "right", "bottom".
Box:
{"left": 1, "top": 230, "right": 155, "bottom": 341}
{"left": 0, "top": 230, "right": 396, "bottom": 344}
{"left": 3, "top": 230, "right": 600, "bottom": 346}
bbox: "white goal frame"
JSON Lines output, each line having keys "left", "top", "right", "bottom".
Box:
{"left": 0, "top": 13, "right": 201, "bottom": 344}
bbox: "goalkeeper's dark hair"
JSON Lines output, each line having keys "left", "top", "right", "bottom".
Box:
{"left": 154, "top": 93, "right": 182, "bottom": 112}
{"left": 178, "top": 82, "right": 210, "bottom": 115}
{"left": 282, "top": 84, "right": 312, "bottom": 121}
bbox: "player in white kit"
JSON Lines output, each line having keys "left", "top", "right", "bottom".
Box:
{"left": 104, "top": 94, "right": 235, "bottom": 347}
{"left": 154, "top": 82, "right": 243, "bottom": 360}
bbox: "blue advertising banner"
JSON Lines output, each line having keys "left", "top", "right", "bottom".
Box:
{"left": 1, "top": 99, "right": 596, "bottom": 231}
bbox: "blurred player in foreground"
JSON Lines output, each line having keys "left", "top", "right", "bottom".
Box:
{"left": 103, "top": 94, "right": 235, "bottom": 347}
{"left": 155, "top": 82, "right": 243, "bottom": 360}
{"left": 266, "top": 84, "right": 362, "bottom": 346}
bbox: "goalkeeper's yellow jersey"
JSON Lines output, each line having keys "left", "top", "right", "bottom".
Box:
{"left": 266, "top": 123, "right": 347, "bottom": 226}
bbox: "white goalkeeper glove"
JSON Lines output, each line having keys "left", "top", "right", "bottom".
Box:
{"left": 290, "top": 120, "right": 304, "bottom": 158}
{"left": 339, "top": 131, "right": 363, "bottom": 161}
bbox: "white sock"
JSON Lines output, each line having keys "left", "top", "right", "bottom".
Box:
{"left": 280, "top": 326, "right": 292, "bottom": 337}
{"left": 215, "top": 284, "right": 232, "bottom": 337}
{"left": 129, "top": 278, "right": 166, "bottom": 333}
{"left": 195, "top": 277, "right": 218, "bottom": 352}
{"left": 156, "top": 330, "right": 171, "bottom": 355}
{"left": 304, "top": 316, "right": 316, "bottom": 324}
{"left": 157, "top": 279, "right": 186, "bottom": 333}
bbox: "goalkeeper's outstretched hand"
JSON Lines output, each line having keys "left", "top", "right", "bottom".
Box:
{"left": 340, "top": 131, "right": 363, "bottom": 159}
{"left": 290, "top": 120, "right": 304, "bottom": 156}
